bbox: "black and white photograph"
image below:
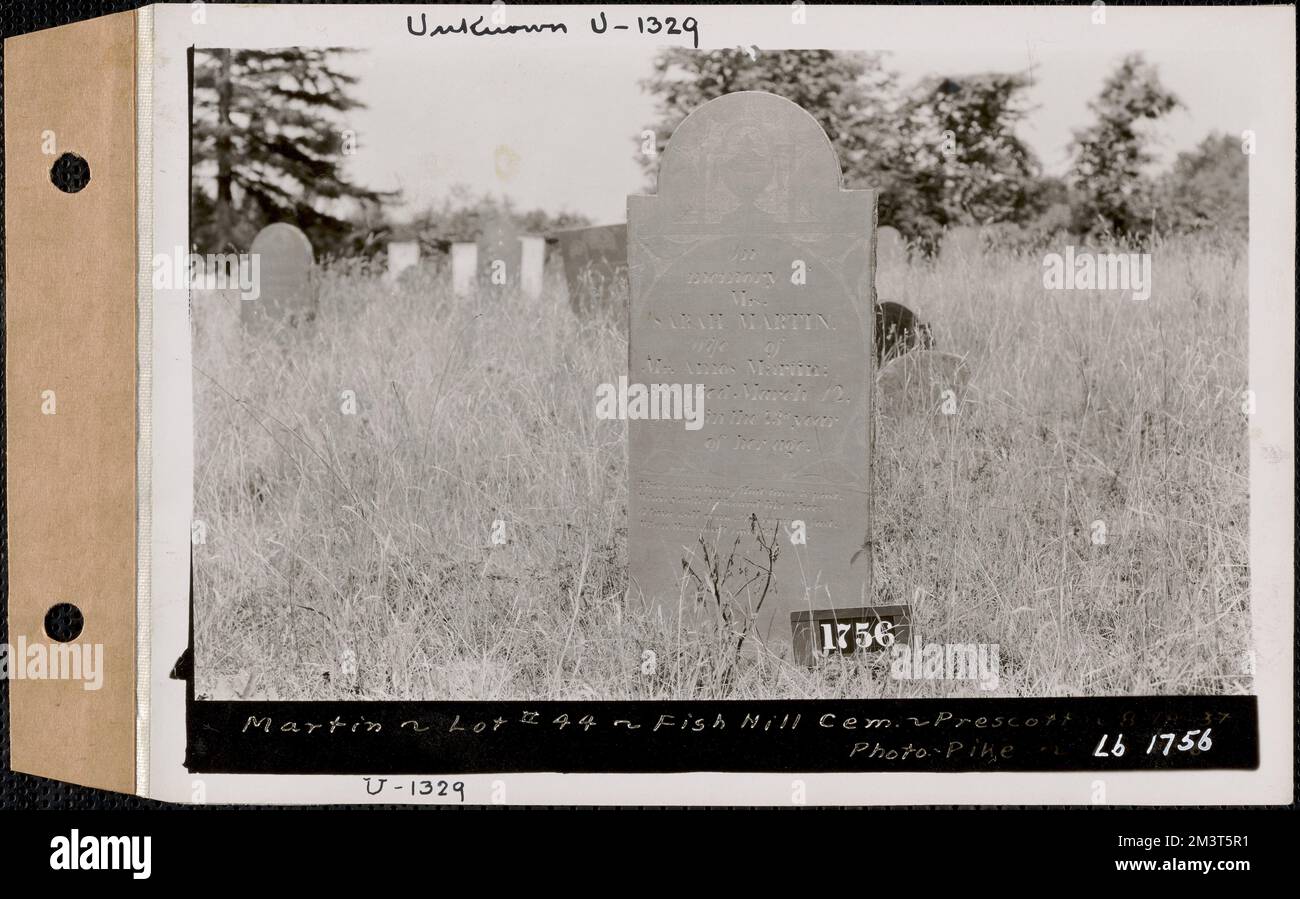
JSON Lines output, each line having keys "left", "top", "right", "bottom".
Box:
{"left": 190, "top": 32, "right": 1253, "bottom": 705}
{"left": 2, "top": 2, "right": 1292, "bottom": 822}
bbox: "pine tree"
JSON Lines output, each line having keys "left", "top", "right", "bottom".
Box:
{"left": 191, "top": 48, "right": 393, "bottom": 257}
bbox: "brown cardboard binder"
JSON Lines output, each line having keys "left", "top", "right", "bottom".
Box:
{"left": 4, "top": 10, "right": 141, "bottom": 794}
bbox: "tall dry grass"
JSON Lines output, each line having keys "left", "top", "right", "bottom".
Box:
{"left": 192, "top": 234, "right": 1251, "bottom": 700}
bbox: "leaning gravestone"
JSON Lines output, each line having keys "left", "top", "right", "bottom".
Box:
{"left": 628, "top": 91, "right": 876, "bottom": 648}
{"left": 556, "top": 223, "right": 628, "bottom": 314}
{"left": 242, "top": 223, "right": 314, "bottom": 329}
{"left": 476, "top": 215, "right": 522, "bottom": 288}
{"left": 876, "top": 226, "right": 904, "bottom": 268}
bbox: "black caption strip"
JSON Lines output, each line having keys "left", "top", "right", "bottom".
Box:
{"left": 186, "top": 695, "right": 1257, "bottom": 774}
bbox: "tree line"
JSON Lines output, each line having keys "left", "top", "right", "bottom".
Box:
{"left": 191, "top": 48, "right": 1245, "bottom": 260}
{"left": 639, "top": 50, "right": 1246, "bottom": 253}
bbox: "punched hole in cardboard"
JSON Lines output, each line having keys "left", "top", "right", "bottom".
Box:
{"left": 44, "top": 603, "right": 85, "bottom": 642}
{"left": 49, "top": 152, "right": 90, "bottom": 194}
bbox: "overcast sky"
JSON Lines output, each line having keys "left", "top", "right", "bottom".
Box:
{"left": 335, "top": 45, "right": 1255, "bottom": 225}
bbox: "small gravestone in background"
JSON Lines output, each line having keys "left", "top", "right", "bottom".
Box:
{"left": 627, "top": 91, "right": 877, "bottom": 650}
{"left": 519, "top": 235, "right": 546, "bottom": 299}
{"left": 556, "top": 223, "right": 628, "bottom": 313}
{"left": 874, "top": 301, "right": 933, "bottom": 364}
{"left": 476, "top": 215, "right": 522, "bottom": 288}
{"left": 940, "top": 225, "right": 983, "bottom": 263}
{"left": 451, "top": 243, "right": 478, "bottom": 296}
{"left": 876, "top": 226, "right": 904, "bottom": 267}
{"left": 876, "top": 350, "right": 970, "bottom": 417}
{"left": 242, "top": 223, "right": 314, "bottom": 328}
{"left": 387, "top": 240, "right": 420, "bottom": 283}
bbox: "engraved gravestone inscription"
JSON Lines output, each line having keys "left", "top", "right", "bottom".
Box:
{"left": 627, "top": 91, "right": 876, "bottom": 645}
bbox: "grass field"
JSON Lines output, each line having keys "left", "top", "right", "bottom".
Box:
{"left": 192, "top": 233, "right": 1252, "bottom": 700}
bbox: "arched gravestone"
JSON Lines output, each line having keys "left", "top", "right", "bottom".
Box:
{"left": 627, "top": 91, "right": 876, "bottom": 647}
{"left": 876, "top": 226, "right": 905, "bottom": 267}
{"left": 476, "top": 215, "right": 522, "bottom": 287}
{"left": 874, "top": 300, "right": 933, "bottom": 365}
{"left": 556, "top": 223, "right": 628, "bottom": 314}
{"left": 242, "top": 223, "right": 314, "bottom": 328}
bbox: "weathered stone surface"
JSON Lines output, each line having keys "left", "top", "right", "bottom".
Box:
{"left": 627, "top": 91, "right": 876, "bottom": 646}
{"left": 242, "top": 223, "right": 314, "bottom": 328}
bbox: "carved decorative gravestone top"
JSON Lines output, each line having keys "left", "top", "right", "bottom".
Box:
{"left": 242, "top": 223, "right": 314, "bottom": 328}
{"left": 627, "top": 91, "right": 876, "bottom": 646}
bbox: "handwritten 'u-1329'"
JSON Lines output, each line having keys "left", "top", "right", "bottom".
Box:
{"left": 406, "top": 11, "right": 701, "bottom": 49}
